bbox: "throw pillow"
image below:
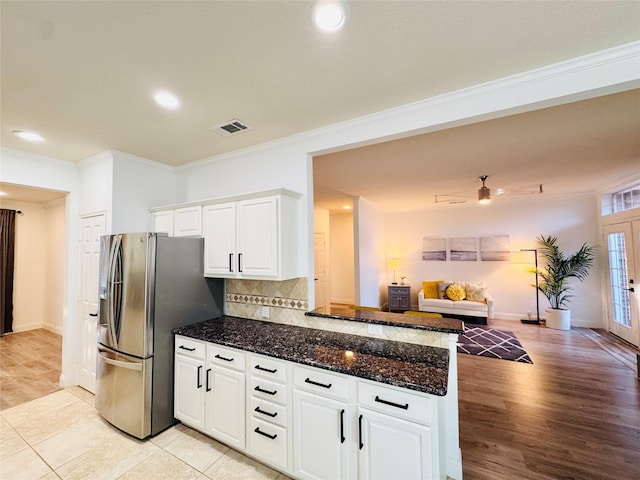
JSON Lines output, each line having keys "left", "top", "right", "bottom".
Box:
{"left": 422, "top": 280, "right": 443, "bottom": 299}
{"left": 437, "top": 282, "right": 452, "bottom": 299}
{"left": 466, "top": 283, "right": 488, "bottom": 302}
{"left": 446, "top": 283, "right": 466, "bottom": 301}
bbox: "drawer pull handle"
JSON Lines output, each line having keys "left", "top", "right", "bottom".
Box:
{"left": 358, "top": 414, "right": 363, "bottom": 450}
{"left": 214, "top": 354, "right": 234, "bottom": 362}
{"left": 254, "top": 385, "right": 277, "bottom": 396}
{"left": 179, "top": 345, "right": 196, "bottom": 352}
{"left": 254, "top": 427, "right": 277, "bottom": 440}
{"left": 340, "top": 409, "right": 345, "bottom": 444}
{"left": 254, "top": 406, "right": 278, "bottom": 418}
{"left": 197, "top": 365, "right": 203, "bottom": 389}
{"left": 255, "top": 364, "right": 277, "bottom": 374}
{"left": 374, "top": 395, "right": 409, "bottom": 410}
{"left": 305, "top": 377, "right": 332, "bottom": 389}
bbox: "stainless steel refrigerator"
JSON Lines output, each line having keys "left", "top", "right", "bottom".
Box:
{"left": 95, "top": 232, "right": 222, "bottom": 439}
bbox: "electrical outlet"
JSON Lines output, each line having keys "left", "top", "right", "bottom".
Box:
{"left": 261, "top": 306, "right": 270, "bottom": 319}
{"left": 367, "top": 324, "right": 383, "bottom": 336}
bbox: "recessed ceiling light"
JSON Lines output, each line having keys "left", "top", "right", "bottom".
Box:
{"left": 342, "top": 205, "right": 352, "bottom": 210}
{"left": 153, "top": 90, "right": 181, "bottom": 109}
{"left": 311, "top": 1, "right": 349, "bottom": 32}
{"left": 13, "top": 130, "right": 45, "bottom": 142}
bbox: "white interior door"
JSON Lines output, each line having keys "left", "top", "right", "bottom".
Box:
{"left": 314, "top": 233, "right": 326, "bottom": 308}
{"left": 603, "top": 221, "right": 639, "bottom": 347}
{"left": 78, "top": 213, "right": 106, "bottom": 392}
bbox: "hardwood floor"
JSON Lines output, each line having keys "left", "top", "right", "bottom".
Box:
{"left": 0, "top": 329, "right": 62, "bottom": 411}
{"left": 458, "top": 319, "right": 640, "bottom": 480}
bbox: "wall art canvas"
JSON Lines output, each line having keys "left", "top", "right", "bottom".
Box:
{"left": 450, "top": 237, "right": 478, "bottom": 261}
{"left": 422, "top": 237, "right": 447, "bottom": 261}
{"left": 480, "top": 235, "right": 511, "bottom": 261}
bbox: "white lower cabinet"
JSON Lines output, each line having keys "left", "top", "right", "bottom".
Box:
{"left": 175, "top": 337, "right": 444, "bottom": 480}
{"left": 358, "top": 407, "right": 434, "bottom": 480}
{"left": 293, "top": 389, "right": 350, "bottom": 480}
{"left": 175, "top": 337, "right": 245, "bottom": 449}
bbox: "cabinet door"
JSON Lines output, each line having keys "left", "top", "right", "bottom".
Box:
{"left": 236, "top": 197, "right": 278, "bottom": 278}
{"left": 205, "top": 365, "right": 245, "bottom": 449}
{"left": 174, "top": 206, "right": 202, "bottom": 237}
{"left": 152, "top": 210, "right": 174, "bottom": 236}
{"left": 293, "top": 390, "right": 349, "bottom": 480}
{"left": 203, "top": 202, "right": 237, "bottom": 277}
{"left": 358, "top": 407, "right": 436, "bottom": 480}
{"left": 174, "top": 355, "right": 205, "bottom": 430}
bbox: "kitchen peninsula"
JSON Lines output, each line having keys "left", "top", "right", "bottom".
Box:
{"left": 174, "top": 313, "right": 464, "bottom": 480}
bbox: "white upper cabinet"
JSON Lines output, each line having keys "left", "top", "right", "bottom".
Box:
{"left": 151, "top": 205, "right": 202, "bottom": 237}
{"left": 203, "top": 193, "right": 301, "bottom": 280}
{"left": 151, "top": 210, "right": 174, "bottom": 236}
{"left": 174, "top": 206, "right": 202, "bottom": 237}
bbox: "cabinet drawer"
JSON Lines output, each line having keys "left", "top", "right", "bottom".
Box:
{"left": 357, "top": 380, "right": 436, "bottom": 425}
{"left": 250, "top": 354, "right": 288, "bottom": 382}
{"left": 249, "top": 417, "right": 288, "bottom": 470}
{"left": 388, "top": 286, "right": 410, "bottom": 295}
{"left": 175, "top": 336, "right": 205, "bottom": 360}
{"left": 207, "top": 344, "right": 246, "bottom": 371}
{"left": 250, "top": 376, "right": 287, "bottom": 405}
{"left": 293, "top": 365, "right": 349, "bottom": 401}
{"left": 250, "top": 397, "right": 288, "bottom": 428}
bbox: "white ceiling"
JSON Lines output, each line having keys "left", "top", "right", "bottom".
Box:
{"left": 2, "top": 1, "right": 639, "bottom": 209}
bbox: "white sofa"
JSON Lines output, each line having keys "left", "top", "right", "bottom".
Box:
{"left": 418, "top": 280, "right": 494, "bottom": 322}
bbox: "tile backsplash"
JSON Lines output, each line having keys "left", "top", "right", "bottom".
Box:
{"left": 225, "top": 278, "right": 449, "bottom": 348}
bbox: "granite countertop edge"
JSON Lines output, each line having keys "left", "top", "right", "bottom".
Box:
{"left": 174, "top": 316, "right": 451, "bottom": 396}
{"left": 305, "top": 308, "right": 464, "bottom": 334}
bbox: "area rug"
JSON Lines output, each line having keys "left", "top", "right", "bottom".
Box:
{"left": 457, "top": 326, "right": 533, "bottom": 364}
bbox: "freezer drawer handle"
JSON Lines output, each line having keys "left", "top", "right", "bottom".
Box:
{"left": 305, "top": 377, "right": 332, "bottom": 389}
{"left": 254, "top": 365, "right": 277, "bottom": 374}
{"left": 214, "top": 354, "right": 234, "bottom": 362}
{"left": 254, "top": 385, "right": 277, "bottom": 396}
{"left": 254, "top": 427, "right": 277, "bottom": 440}
{"left": 254, "top": 406, "right": 278, "bottom": 418}
{"left": 97, "top": 351, "right": 143, "bottom": 371}
{"left": 374, "top": 395, "right": 409, "bottom": 410}
{"left": 179, "top": 345, "right": 196, "bottom": 352}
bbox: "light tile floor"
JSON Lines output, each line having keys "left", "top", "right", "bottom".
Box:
{"left": 0, "top": 387, "right": 292, "bottom": 480}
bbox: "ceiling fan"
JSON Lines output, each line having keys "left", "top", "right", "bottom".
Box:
{"left": 434, "top": 176, "right": 543, "bottom": 205}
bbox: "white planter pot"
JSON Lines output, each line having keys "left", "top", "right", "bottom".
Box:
{"left": 546, "top": 308, "right": 571, "bottom": 330}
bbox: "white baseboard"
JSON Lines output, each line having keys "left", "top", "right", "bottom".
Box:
{"left": 10, "top": 322, "right": 43, "bottom": 333}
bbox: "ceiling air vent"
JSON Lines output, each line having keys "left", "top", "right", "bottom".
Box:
{"left": 210, "top": 119, "right": 251, "bottom": 136}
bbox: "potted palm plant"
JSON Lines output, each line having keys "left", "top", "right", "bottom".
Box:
{"left": 536, "top": 235, "right": 597, "bottom": 330}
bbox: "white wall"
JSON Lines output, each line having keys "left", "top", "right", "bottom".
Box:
{"left": 330, "top": 212, "right": 355, "bottom": 305}
{"left": 112, "top": 151, "right": 176, "bottom": 233}
{"left": 384, "top": 194, "right": 603, "bottom": 326}
{"left": 1, "top": 200, "right": 46, "bottom": 332}
{"left": 44, "top": 199, "right": 66, "bottom": 334}
{"left": 355, "top": 197, "right": 386, "bottom": 308}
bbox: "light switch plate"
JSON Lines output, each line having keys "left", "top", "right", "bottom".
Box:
{"left": 261, "top": 306, "right": 270, "bottom": 319}
{"left": 367, "top": 324, "right": 383, "bottom": 336}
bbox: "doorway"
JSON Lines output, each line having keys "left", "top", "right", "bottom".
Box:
{"left": 603, "top": 220, "right": 640, "bottom": 347}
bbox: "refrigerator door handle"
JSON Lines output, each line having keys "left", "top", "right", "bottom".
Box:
{"left": 97, "top": 349, "right": 143, "bottom": 371}
{"left": 107, "top": 235, "right": 123, "bottom": 349}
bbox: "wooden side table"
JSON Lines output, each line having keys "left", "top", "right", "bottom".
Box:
{"left": 388, "top": 285, "right": 411, "bottom": 312}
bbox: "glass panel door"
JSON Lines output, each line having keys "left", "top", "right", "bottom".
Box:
{"left": 603, "top": 222, "right": 639, "bottom": 346}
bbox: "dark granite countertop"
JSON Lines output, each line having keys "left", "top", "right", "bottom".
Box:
{"left": 174, "top": 316, "right": 450, "bottom": 396}
{"left": 306, "top": 306, "right": 464, "bottom": 334}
